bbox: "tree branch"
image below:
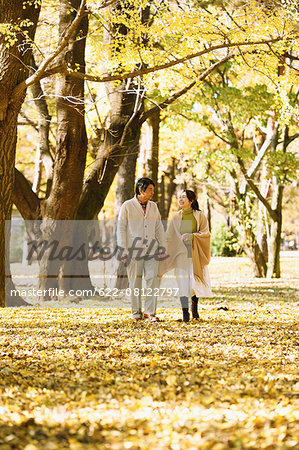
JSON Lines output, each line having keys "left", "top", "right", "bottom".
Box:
{"left": 19, "top": 111, "right": 38, "bottom": 132}
{"left": 141, "top": 53, "right": 234, "bottom": 124}
{"left": 287, "top": 131, "right": 299, "bottom": 145}
{"left": 50, "top": 37, "right": 283, "bottom": 84}
{"left": 13, "top": 169, "right": 41, "bottom": 220}
{"left": 255, "top": 119, "right": 268, "bottom": 135}
{"left": 236, "top": 156, "right": 278, "bottom": 221}
{"left": 239, "top": 126, "right": 275, "bottom": 194}
{"left": 247, "top": 132, "right": 274, "bottom": 179}
{"left": 208, "top": 124, "right": 231, "bottom": 145}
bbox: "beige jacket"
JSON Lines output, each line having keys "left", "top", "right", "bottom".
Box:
{"left": 117, "top": 196, "right": 166, "bottom": 257}
{"left": 159, "top": 209, "right": 211, "bottom": 285}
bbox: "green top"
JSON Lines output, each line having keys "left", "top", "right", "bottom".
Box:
{"left": 180, "top": 207, "right": 197, "bottom": 240}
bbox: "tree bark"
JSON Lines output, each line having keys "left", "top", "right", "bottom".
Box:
{"left": 13, "top": 169, "right": 41, "bottom": 221}
{"left": 238, "top": 195, "right": 267, "bottom": 277}
{"left": 256, "top": 160, "right": 269, "bottom": 262}
{"left": 76, "top": 1, "right": 147, "bottom": 292}
{"left": 224, "top": 111, "right": 270, "bottom": 276}
{"left": 77, "top": 88, "right": 143, "bottom": 221}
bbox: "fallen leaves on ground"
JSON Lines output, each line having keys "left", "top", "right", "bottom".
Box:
{"left": 0, "top": 298, "right": 298, "bottom": 449}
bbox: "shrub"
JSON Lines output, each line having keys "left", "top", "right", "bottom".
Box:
{"left": 211, "top": 224, "right": 244, "bottom": 256}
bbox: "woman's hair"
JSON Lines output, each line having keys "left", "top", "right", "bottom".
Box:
{"left": 182, "top": 189, "right": 200, "bottom": 210}
{"left": 135, "top": 177, "right": 155, "bottom": 195}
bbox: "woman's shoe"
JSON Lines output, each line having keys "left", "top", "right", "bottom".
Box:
{"left": 177, "top": 308, "right": 190, "bottom": 323}
{"left": 191, "top": 295, "right": 199, "bottom": 319}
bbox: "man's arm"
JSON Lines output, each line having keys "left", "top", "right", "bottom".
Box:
{"left": 117, "top": 203, "right": 128, "bottom": 252}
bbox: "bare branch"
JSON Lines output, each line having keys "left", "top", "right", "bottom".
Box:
{"left": 11, "top": 0, "right": 88, "bottom": 102}
{"left": 239, "top": 128, "right": 274, "bottom": 194}
{"left": 207, "top": 124, "right": 231, "bottom": 145}
{"left": 96, "top": 0, "right": 119, "bottom": 8}
{"left": 247, "top": 133, "right": 273, "bottom": 179}
{"left": 255, "top": 119, "right": 268, "bottom": 135}
{"left": 19, "top": 111, "right": 38, "bottom": 131}
{"left": 287, "top": 131, "right": 299, "bottom": 145}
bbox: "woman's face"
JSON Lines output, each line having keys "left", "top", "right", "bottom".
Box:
{"left": 178, "top": 191, "right": 192, "bottom": 210}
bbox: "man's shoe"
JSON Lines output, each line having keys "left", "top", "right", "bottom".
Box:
{"left": 144, "top": 314, "right": 160, "bottom": 322}
{"left": 132, "top": 314, "right": 143, "bottom": 321}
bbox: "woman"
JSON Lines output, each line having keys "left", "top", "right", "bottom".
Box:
{"left": 161, "top": 190, "right": 212, "bottom": 322}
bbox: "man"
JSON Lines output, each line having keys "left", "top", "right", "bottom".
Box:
{"left": 117, "top": 177, "right": 166, "bottom": 321}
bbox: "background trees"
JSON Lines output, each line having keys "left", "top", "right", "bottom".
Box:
{"left": 1, "top": 0, "right": 298, "bottom": 305}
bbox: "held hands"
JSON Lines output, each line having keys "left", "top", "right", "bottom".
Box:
{"left": 181, "top": 233, "right": 192, "bottom": 242}
{"left": 120, "top": 253, "right": 128, "bottom": 262}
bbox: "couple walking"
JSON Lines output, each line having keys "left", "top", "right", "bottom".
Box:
{"left": 117, "top": 177, "right": 212, "bottom": 322}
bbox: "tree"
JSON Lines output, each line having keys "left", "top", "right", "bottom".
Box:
{"left": 0, "top": 0, "right": 41, "bottom": 307}
{"left": 184, "top": 57, "right": 298, "bottom": 277}
{"left": 12, "top": 0, "right": 89, "bottom": 300}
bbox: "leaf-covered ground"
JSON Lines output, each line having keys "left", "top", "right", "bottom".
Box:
{"left": 1, "top": 255, "right": 298, "bottom": 449}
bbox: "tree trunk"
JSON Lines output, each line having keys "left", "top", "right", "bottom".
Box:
{"left": 206, "top": 196, "right": 212, "bottom": 233}
{"left": 37, "top": 0, "right": 89, "bottom": 299}
{"left": 202, "top": 182, "right": 211, "bottom": 232}
{"left": 114, "top": 140, "right": 140, "bottom": 218}
{"left": 267, "top": 181, "right": 283, "bottom": 278}
{"left": 77, "top": 89, "right": 143, "bottom": 221}
{"left": 74, "top": 1, "right": 145, "bottom": 294}
{"left": 0, "top": 0, "right": 41, "bottom": 307}
{"left": 77, "top": 0, "right": 147, "bottom": 221}
{"left": 232, "top": 174, "right": 267, "bottom": 277}
{"left": 142, "top": 109, "right": 160, "bottom": 202}
{"left": 266, "top": 124, "right": 291, "bottom": 279}
{"left": 256, "top": 160, "right": 269, "bottom": 262}
{"left": 159, "top": 158, "right": 177, "bottom": 221}
{"left": 112, "top": 139, "right": 140, "bottom": 290}
{"left": 244, "top": 229, "right": 268, "bottom": 277}
{"left": 158, "top": 175, "right": 166, "bottom": 220}
{"left": 30, "top": 56, "right": 53, "bottom": 197}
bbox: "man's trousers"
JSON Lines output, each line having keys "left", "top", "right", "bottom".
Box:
{"left": 126, "top": 257, "right": 158, "bottom": 318}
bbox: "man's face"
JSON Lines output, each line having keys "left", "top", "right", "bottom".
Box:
{"left": 140, "top": 184, "right": 154, "bottom": 202}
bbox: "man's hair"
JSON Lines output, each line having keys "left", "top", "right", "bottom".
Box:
{"left": 135, "top": 177, "right": 155, "bottom": 195}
